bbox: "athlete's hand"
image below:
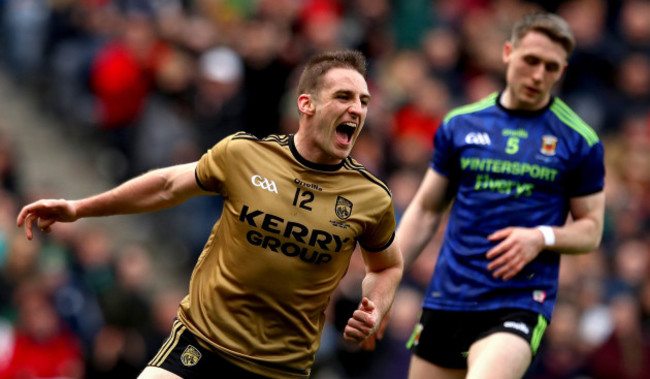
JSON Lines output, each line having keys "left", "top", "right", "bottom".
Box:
{"left": 485, "top": 227, "right": 545, "bottom": 280}
{"left": 16, "top": 199, "right": 78, "bottom": 240}
{"left": 343, "top": 297, "right": 381, "bottom": 348}
{"left": 359, "top": 306, "right": 392, "bottom": 350}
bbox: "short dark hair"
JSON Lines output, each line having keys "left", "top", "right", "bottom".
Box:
{"left": 297, "top": 50, "right": 367, "bottom": 96}
{"left": 511, "top": 12, "right": 575, "bottom": 56}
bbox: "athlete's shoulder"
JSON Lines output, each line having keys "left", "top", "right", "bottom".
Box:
{"left": 549, "top": 98, "right": 600, "bottom": 146}
{"left": 342, "top": 157, "right": 392, "bottom": 198}
{"left": 221, "top": 133, "right": 291, "bottom": 154}
{"left": 229, "top": 132, "right": 291, "bottom": 146}
{"left": 443, "top": 92, "right": 499, "bottom": 124}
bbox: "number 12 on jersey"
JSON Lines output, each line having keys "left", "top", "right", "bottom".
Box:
{"left": 293, "top": 188, "right": 314, "bottom": 211}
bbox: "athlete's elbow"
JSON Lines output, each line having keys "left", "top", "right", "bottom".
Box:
{"left": 576, "top": 234, "right": 603, "bottom": 255}
{"left": 586, "top": 236, "right": 603, "bottom": 253}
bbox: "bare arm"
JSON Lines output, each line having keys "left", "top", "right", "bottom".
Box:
{"left": 396, "top": 168, "right": 453, "bottom": 269}
{"left": 486, "top": 191, "right": 605, "bottom": 280}
{"left": 17, "top": 162, "right": 209, "bottom": 239}
{"left": 555, "top": 191, "right": 606, "bottom": 253}
{"left": 343, "top": 242, "right": 403, "bottom": 349}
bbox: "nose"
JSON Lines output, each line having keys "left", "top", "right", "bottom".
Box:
{"left": 531, "top": 64, "right": 545, "bottom": 82}
{"left": 349, "top": 97, "right": 364, "bottom": 116}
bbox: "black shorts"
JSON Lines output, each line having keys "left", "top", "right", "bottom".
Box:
{"left": 148, "top": 320, "right": 269, "bottom": 379}
{"left": 407, "top": 308, "right": 548, "bottom": 369}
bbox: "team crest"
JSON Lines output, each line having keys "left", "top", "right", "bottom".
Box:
{"left": 540, "top": 135, "right": 557, "bottom": 156}
{"left": 533, "top": 290, "right": 546, "bottom": 303}
{"left": 335, "top": 196, "right": 353, "bottom": 220}
{"left": 180, "top": 345, "right": 202, "bottom": 367}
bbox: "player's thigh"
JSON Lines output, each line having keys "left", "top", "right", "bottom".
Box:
{"left": 466, "top": 332, "right": 531, "bottom": 379}
{"left": 138, "top": 366, "right": 183, "bottom": 379}
{"left": 408, "top": 354, "right": 465, "bottom": 379}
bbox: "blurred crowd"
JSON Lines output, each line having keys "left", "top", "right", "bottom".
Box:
{"left": 0, "top": 0, "right": 648, "bottom": 378}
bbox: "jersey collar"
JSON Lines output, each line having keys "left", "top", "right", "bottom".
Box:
{"left": 289, "top": 135, "right": 346, "bottom": 172}
{"left": 496, "top": 92, "right": 554, "bottom": 118}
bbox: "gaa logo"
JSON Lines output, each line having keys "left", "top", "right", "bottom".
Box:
{"left": 251, "top": 175, "right": 278, "bottom": 194}
{"left": 464, "top": 132, "right": 491, "bottom": 146}
{"left": 180, "top": 345, "right": 202, "bottom": 367}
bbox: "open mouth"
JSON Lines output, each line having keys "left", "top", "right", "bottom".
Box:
{"left": 335, "top": 122, "right": 357, "bottom": 144}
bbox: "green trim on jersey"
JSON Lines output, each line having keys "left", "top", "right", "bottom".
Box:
{"left": 531, "top": 314, "right": 548, "bottom": 355}
{"left": 443, "top": 92, "right": 499, "bottom": 124}
{"left": 550, "top": 99, "right": 599, "bottom": 146}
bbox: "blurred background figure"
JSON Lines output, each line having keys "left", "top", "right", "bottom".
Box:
{"left": 0, "top": 278, "right": 84, "bottom": 379}
{"left": 192, "top": 46, "right": 246, "bottom": 152}
{"left": 586, "top": 293, "right": 650, "bottom": 379}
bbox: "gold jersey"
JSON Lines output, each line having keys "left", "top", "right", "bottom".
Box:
{"left": 177, "top": 133, "right": 396, "bottom": 378}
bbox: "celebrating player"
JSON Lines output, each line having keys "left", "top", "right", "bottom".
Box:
{"left": 17, "top": 50, "right": 403, "bottom": 379}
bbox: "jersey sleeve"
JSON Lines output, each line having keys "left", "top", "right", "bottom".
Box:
{"left": 358, "top": 198, "right": 396, "bottom": 252}
{"left": 567, "top": 140, "right": 605, "bottom": 197}
{"left": 431, "top": 119, "right": 455, "bottom": 178}
{"left": 195, "top": 135, "right": 233, "bottom": 195}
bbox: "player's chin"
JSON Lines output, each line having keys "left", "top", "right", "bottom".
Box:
{"left": 331, "top": 147, "right": 352, "bottom": 161}
{"left": 521, "top": 89, "right": 546, "bottom": 105}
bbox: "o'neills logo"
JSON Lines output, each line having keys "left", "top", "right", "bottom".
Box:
{"left": 294, "top": 178, "right": 323, "bottom": 191}
{"left": 180, "top": 345, "right": 201, "bottom": 367}
{"left": 335, "top": 196, "right": 353, "bottom": 220}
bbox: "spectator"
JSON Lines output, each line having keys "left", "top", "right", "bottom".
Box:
{"left": 0, "top": 278, "right": 84, "bottom": 378}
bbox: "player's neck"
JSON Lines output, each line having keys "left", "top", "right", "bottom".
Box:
{"left": 501, "top": 89, "right": 551, "bottom": 112}
{"left": 293, "top": 132, "right": 343, "bottom": 166}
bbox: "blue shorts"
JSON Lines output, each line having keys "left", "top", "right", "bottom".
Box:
{"left": 407, "top": 308, "right": 548, "bottom": 369}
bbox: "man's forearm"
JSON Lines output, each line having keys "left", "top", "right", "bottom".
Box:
{"left": 73, "top": 164, "right": 199, "bottom": 218}
{"left": 361, "top": 264, "right": 403, "bottom": 319}
{"left": 396, "top": 207, "right": 444, "bottom": 269}
{"left": 547, "top": 217, "right": 603, "bottom": 255}
{"left": 546, "top": 191, "right": 605, "bottom": 255}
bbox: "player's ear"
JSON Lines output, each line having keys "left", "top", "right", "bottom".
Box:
{"left": 298, "top": 94, "right": 315, "bottom": 115}
{"left": 503, "top": 41, "right": 513, "bottom": 64}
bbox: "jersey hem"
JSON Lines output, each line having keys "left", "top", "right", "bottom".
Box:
{"left": 422, "top": 303, "right": 551, "bottom": 322}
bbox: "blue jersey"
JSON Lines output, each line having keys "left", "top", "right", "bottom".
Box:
{"left": 424, "top": 92, "right": 604, "bottom": 321}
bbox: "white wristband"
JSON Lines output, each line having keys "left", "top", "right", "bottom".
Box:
{"left": 536, "top": 226, "right": 555, "bottom": 247}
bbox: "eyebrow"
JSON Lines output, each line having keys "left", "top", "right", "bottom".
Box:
{"left": 333, "top": 89, "right": 371, "bottom": 101}
{"left": 523, "top": 53, "right": 564, "bottom": 67}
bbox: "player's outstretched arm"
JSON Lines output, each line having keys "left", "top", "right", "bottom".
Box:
{"left": 17, "top": 162, "right": 208, "bottom": 240}
{"left": 396, "top": 168, "right": 452, "bottom": 268}
{"left": 343, "top": 242, "right": 403, "bottom": 349}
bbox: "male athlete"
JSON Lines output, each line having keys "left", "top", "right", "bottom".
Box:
{"left": 17, "top": 50, "right": 403, "bottom": 379}
{"left": 396, "top": 13, "right": 605, "bottom": 379}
